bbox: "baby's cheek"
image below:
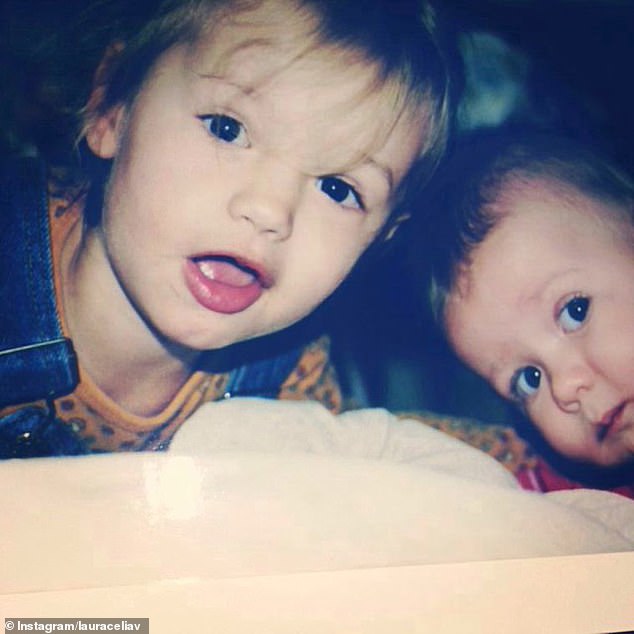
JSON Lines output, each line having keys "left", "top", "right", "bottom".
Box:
{"left": 623, "top": 426, "right": 634, "bottom": 457}
{"left": 525, "top": 400, "right": 549, "bottom": 433}
{"left": 529, "top": 405, "right": 574, "bottom": 453}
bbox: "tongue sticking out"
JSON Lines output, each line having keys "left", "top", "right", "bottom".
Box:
{"left": 185, "top": 256, "right": 264, "bottom": 315}
{"left": 196, "top": 258, "right": 256, "bottom": 287}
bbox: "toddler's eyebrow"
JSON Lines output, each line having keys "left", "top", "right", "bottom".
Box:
{"left": 367, "top": 158, "right": 394, "bottom": 190}
{"left": 194, "top": 71, "right": 257, "bottom": 96}
{"left": 325, "top": 156, "right": 393, "bottom": 192}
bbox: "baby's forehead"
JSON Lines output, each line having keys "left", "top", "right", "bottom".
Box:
{"left": 447, "top": 173, "right": 634, "bottom": 307}
{"left": 497, "top": 174, "right": 589, "bottom": 212}
{"left": 491, "top": 173, "right": 630, "bottom": 233}
{"left": 446, "top": 178, "right": 591, "bottom": 299}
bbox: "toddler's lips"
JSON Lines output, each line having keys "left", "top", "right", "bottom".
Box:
{"left": 184, "top": 255, "right": 272, "bottom": 314}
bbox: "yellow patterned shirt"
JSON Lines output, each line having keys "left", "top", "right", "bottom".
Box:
{"left": 399, "top": 412, "right": 538, "bottom": 475}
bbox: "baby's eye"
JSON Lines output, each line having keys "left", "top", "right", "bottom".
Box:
{"left": 200, "top": 114, "right": 249, "bottom": 147}
{"left": 511, "top": 365, "right": 541, "bottom": 400}
{"left": 558, "top": 296, "right": 590, "bottom": 333}
{"left": 317, "top": 176, "right": 363, "bottom": 210}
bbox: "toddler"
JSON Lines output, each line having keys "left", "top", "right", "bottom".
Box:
{"left": 425, "top": 132, "right": 634, "bottom": 489}
{"left": 0, "top": 0, "right": 449, "bottom": 457}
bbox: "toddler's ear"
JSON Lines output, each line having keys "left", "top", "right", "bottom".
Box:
{"left": 83, "top": 41, "right": 126, "bottom": 159}
{"left": 85, "top": 104, "right": 126, "bottom": 159}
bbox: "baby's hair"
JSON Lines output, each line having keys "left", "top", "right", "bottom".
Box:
{"left": 420, "top": 130, "right": 634, "bottom": 328}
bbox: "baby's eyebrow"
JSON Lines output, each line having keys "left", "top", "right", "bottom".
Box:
{"left": 519, "top": 267, "right": 583, "bottom": 307}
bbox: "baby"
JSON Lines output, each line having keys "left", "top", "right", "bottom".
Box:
{"left": 426, "top": 132, "right": 634, "bottom": 477}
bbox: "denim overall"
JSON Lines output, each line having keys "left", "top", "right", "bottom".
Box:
{"left": 0, "top": 159, "right": 301, "bottom": 458}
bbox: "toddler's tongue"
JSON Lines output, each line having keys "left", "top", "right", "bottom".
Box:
{"left": 197, "top": 258, "right": 256, "bottom": 287}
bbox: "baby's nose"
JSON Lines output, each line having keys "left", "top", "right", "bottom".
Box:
{"left": 551, "top": 364, "right": 594, "bottom": 413}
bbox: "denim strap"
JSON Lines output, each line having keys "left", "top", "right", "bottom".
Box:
{"left": 0, "top": 158, "right": 78, "bottom": 407}
{"left": 224, "top": 347, "right": 303, "bottom": 399}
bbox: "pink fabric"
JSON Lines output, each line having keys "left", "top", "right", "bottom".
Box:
{"left": 517, "top": 458, "right": 634, "bottom": 500}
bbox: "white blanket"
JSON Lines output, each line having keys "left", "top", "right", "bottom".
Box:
{"left": 1, "top": 398, "right": 632, "bottom": 595}
{"left": 172, "top": 398, "right": 634, "bottom": 549}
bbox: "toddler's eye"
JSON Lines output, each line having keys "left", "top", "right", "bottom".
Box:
{"left": 200, "top": 114, "right": 249, "bottom": 147}
{"left": 558, "top": 296, "right": 590, "bottom": 333}
{"left": 317, "top": 176, "right": 363, "bottom": 210}
{"left": 511, "top": 365, "right": 541, "bottom": 400}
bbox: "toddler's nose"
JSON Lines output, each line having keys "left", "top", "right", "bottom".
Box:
{"left": 229, "top": 160, "right": 300, "bottom": 240}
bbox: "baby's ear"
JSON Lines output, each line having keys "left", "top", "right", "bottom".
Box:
{"left": 382, "top": 212, "right": 411, "bottom": 242}
{"left": 83, "top": 41, "right": 126, "bottom": 159}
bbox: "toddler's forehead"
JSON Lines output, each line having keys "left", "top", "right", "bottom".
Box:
{"left": 185, "top": 13, "right": 427, "bottom": 174}
{"left": 191, "top": 0, "right": 318, "bottom": 77}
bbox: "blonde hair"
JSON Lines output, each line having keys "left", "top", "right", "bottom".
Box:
{"left": 70, "top": 0, "right": 450, "bottom": 228}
